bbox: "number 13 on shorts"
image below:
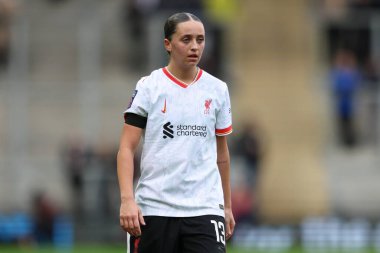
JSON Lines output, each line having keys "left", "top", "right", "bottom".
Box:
{"left": 211, "top": 220, "right": 226, "bottom": 245}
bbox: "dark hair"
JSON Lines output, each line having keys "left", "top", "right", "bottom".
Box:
{"left": 164, "top": 12, "right": 202, "bottom": 41}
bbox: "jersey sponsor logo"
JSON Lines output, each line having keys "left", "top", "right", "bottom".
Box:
{"left": 177, "top": 124, "right": 207, "bottom": 137}
{"left": 204, "top": 99, "right": 212, "bottom": 114}
{"left": 162, "top": 122, "right": 208, "bottom": 139}
{"left": 163, "top": 122, "right": 174, "bottom": 139}
{"left": 161, "top": 98, "right": 167, "bottom": 113}
{"left": 128, "top": 90, "right": 138, "bottom": 109}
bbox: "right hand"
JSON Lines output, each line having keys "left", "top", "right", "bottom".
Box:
{"left": 120, "top": 198, "right": 146, "bottom": 237}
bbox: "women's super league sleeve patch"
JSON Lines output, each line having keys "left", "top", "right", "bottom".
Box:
{"left": 127, "top": 90, "right": 138, "bottom": 109}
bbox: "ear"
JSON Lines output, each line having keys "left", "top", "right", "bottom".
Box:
{"left": 164, "top": 39, "right": 171, "bottom": 53}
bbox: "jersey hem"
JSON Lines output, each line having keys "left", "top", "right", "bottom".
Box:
{"left": 139, "top": 207, "right": 225, "bottom": 218}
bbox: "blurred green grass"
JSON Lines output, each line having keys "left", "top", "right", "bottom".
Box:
{"left": 0, "top": 245, "right": 376, "bottom": 253}
{"left": 0, "top": 245, "right": 264, "bottom": 253}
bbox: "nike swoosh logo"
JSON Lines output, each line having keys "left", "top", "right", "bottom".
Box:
{"left": 161, "top": 99, "right": 167, "bottom": 113}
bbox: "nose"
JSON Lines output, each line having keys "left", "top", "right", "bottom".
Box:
{"left": 190, "top": 39, "right": 198, "bottom": 51}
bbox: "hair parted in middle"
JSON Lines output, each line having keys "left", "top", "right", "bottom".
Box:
{"left": 164, "top": 12, "right": 202, "bottom": 41}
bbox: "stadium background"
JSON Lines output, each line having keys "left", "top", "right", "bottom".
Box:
{"left": 1, "top": 0, "right": 380, "bottom": 252}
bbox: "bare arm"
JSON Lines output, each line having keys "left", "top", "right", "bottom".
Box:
{"left": 117, "top": 123, "right": 145, "bottom": 236}
{"left": 216, "top": 135, "right": 235, "bottom": 240}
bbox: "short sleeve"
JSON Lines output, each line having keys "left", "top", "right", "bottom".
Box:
{"left": 124, "top": 77, "right": 150, "bottom": 117}
{"left": 123, "top": 77, "right": 150, "bottom": 128}
{"left": 215, "top": 85, "right": 233, "bottom": 136}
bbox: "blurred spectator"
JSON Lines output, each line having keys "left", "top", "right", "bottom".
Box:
{"left": 231, "top": 183, "right": 255, "bottom": 225}
{"left": 231, "top": 121, "right": 265, "bottom": 225}
{"left": 32, "top": 192, "right": 59, "bottom": 244}
{"left": 96, "top": 145, "right": 119, "bottom": 217}
{"left": 234, "top": 122, "right": 264, "bottom": 187}
{"left": 330, "top": 48, "right": 361, "bottom": 148}
{"left": 61, "top": 137, "right": 91, "bottom": 217}
{"left": 62, "top": 138, "right": 87, "bottom": 195}
{"left": 61, "top": 138, "right": 124, "bottom": 223}
{"left": 0, "top": 0, "right": 15, "bottom": 70}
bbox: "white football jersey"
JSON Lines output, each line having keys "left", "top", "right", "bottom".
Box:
{"left": 125, "top": 67, "right": 232, "bottom": 217}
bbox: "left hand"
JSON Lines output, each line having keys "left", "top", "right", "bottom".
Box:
{"left": 224, "top": 208, "right": 235, "bottom": 240}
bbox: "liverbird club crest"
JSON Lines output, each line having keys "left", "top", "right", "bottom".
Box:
{"left": 204, "top": 99, "right": 212, "bottom": 114}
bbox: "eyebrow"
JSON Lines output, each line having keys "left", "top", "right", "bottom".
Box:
{"left": 181, "top": 34, "right": 205, "bottom": 38}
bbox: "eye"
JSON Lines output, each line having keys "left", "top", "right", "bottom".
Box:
{"left": 182, "top": 37, "right": 190, "bottom": 43}
{"left": 197, "top": 37, "right": 204, "bottom": 43}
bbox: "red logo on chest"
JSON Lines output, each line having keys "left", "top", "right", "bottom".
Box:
{"left": 204, "top": 99, "right": 212, "bottom": 114}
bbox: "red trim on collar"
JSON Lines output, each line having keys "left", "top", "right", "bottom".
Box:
{"left": 194, "top": 68, "right": 203, "bottom": 82}
{"left": 162, "top": 67, "right": 203, "bottom": 88}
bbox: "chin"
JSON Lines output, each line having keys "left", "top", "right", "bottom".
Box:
{"left": 180, "top": 61, "right": 199, "bottom": 69}
{"left": 187, "top": 61, "right": 199, "bottom": 66}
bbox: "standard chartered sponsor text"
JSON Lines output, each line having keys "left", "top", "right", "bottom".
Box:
{"left": 176, "top": 124, "right": 207, "bottom": 137}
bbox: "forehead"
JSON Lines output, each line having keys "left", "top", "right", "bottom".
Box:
{"left": 175, "top": 20, "right": 205, "bottom": 36}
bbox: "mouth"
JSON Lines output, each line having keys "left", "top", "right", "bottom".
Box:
{"left": 188, "top": 54, "right": 198, "bottom": 61}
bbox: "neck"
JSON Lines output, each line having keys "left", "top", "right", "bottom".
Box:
{"left": 166, "top": 64, "right": 198, "bottom": 85}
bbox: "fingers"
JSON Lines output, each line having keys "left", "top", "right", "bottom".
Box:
{"left": 126, "top": 217, "right": 141, "bottom": 236}
{"left": 120, "top": 211, "right": 145, "bottom": 237}
{"left": 225, "top": 225, "right": 232, "bottom": 240}
{"left": 127, "top": 217, "right": 135, "bottom": 230}
{"left": 120, "top": 217, "right": 125, "bottom": 229}
{"left": 139, "top": 209, "right": 146, "bottom": 226}
{"left": 119, "top": 215, "right": 129, "bottom": 232}
{"left": 225, "top": 216, "right": 235, "bottom": 240}
{"left": 132, "top": 215, "right": 142, "bottom": 236}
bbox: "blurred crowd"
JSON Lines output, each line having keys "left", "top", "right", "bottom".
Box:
{"left": 326, "top": 0, "right": 380, "bottom": 148}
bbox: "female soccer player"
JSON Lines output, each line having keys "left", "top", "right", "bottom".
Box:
{"left": 117, "top": 12, "right": 235, "bottom": 253}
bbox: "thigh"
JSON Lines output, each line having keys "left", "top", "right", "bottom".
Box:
{"left": 129, "top": 216, "right": 180, "bottom": 253}
{"left": 180, "top": 215, "right": 226, "bottom": 253}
